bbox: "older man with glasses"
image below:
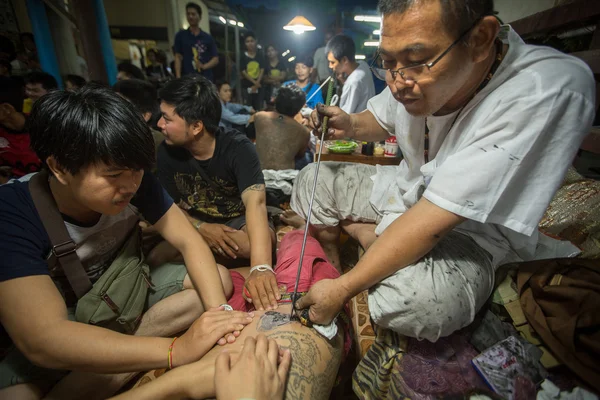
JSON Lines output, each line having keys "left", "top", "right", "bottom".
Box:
{"left": 289, "top": 0, "right": 595, "bottom": 344}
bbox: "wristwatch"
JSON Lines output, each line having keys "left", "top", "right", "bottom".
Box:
{"left": 220, "top": 303, "right": 233, "bottom": 311}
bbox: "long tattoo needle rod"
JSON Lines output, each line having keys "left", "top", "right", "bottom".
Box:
{"left": 290, "top": 74, "right": 336, "bottom": 319}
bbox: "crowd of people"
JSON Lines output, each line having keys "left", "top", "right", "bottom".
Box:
{"left": 0, "top": 0, "right": 595, "bottom": 399}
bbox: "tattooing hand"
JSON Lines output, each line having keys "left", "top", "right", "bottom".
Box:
{"left": 172, "top": 306, "right": 254, "bottom": 367}
{"left": 245, "top": 270, "right": 280, "bottom": 311}
{"left": 215, "top": 335, "right": 291, "bottom": 400}
{"left": 198, "top": 223, "right": 239, "bottom": 259}
{"left": 294, "top": 278, "right": 350, "bottom": 325}
{"left": 310, "top": 104, "right": 354, "bottom": 140}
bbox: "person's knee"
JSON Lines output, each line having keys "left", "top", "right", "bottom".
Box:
{"left": 146, "top": 241, "right": 181, "bottom": 268}
{"left": 368, "top": 286, "right": 473, "bottom": 342}
{"left": 218, "top": 265, "right": 234, "bottom": 298}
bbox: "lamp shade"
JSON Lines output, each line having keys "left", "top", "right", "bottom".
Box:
{"left": 283, "top": 15, "right": 316, "bottom": 34}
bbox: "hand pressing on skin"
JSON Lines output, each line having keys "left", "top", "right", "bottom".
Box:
{"left": 215, "top": 335, "right": 291, "bottom": 400}
{"left": 294, "top": 278, "right": 350, "bottom": 325}
{"left": 245, "top": 270, "right": 280, "bottom": 311}
{"left": 198, "top": 223, "right": 240, "bottom": 259}
{"left": 172, "top": 306, "right": 254, "bottom": 367}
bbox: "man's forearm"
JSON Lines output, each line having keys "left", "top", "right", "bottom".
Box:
{"left": 244, "top": 195, "right": 272, "bottom": 267}
{"left": 180, "top": 240, "right": 227, "bottom": 308}
{"left": 175, "top": 56, "right": 182, "bottom": 78}
{"left": 339, "top": 199, "right": 463, "bottom": 298}
{"left": 348, "top": 110, "right": 390, "bottom": 142}
{"left": 203, "top": 56, "right": 219, "bottom": 70}
{"left": 32, "top": 320, "right": 171, "bottom": 372}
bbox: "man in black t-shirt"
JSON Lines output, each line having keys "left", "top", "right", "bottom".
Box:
{"left": 156, "top": 75, "right": 279, "bottom": 312}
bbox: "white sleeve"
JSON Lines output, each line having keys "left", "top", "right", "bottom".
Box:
{"left": 423, "top": 89, "right": 595, "bottom": 236}
{"left": 366, "top": 87, "right": 397, "bottom": 135}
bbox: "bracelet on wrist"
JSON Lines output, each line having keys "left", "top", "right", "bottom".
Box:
{"left": 249, "top": 264, "right": 274, "bottom": 275}
{"left": 193, "top": 220, "right": 203, "bottom": 230}
{"left": 168, "top": 336, "right": 178, "bottom": 370}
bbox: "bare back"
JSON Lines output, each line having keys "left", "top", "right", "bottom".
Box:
{"left": 255, "top": 112, "right": 310, "bottom": 171}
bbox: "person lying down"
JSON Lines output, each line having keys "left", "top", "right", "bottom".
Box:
{"left": 113, "top": 229, "right": 350, "bottom": 400}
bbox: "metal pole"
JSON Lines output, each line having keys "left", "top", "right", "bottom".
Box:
{"left": 92, "top": 0, "right": 118, "bottom": 86}
{"left": 234, "top": 24, "right": 242, "bottom": 103}
{"left": 25, "top": 0, "right": 63, "bottom": 87}
{"left": 225, "top": 21, "right": 230, "bottom": 82}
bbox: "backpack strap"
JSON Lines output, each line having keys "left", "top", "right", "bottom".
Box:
{"left": 29, "top": 171, "right": 93, "bottom": 298}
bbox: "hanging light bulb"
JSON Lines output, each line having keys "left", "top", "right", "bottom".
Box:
{"left": 283, "top": 16, "right": 316, "bottom": 34}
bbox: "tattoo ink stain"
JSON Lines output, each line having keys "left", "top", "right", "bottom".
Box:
{"left": 257, "top": 311, "right": 293, "bottom": 332}
{"left": 509, "top": 154, "right": 521, "bottom": 161}
{"left": 465, "top": 200, "right": 475, "bottom": 208}
{"left": 478, "top": 147, "right": 488, "bottom": 152}
{"left": 404, "top": 300, "right": 411, "bottom": 305}
{"left": 493, "top": 144, "right": 506, "bottom": 151}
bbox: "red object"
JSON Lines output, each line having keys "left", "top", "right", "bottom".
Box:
{"left": 384, "top": 136, "right": 399, "bottom": 158}
{"left": 0, "top": 126, "right": 41, "bottom": 177}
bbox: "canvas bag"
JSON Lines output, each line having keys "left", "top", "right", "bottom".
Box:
{"left": 29, "top": 171, "right": 152, "bottom": 334}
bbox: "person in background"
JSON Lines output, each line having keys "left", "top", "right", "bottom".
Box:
{"left": 0, "top": 76, "right": 41, "bottom": 183}
{"left": 326, "top": 34, "right": 375, "bottom": 114}
{"left": 174, "top": 2, "right": 219, "bottom": 81}
{"left": 113, "top": 79, "right": 164, "bottom": 163}
{"left": 145, "top": 48, "right": 170, "bottom": 82}
{"left": 240, "top": 32, "right": 265, "bottom": 111}
{"left": 217, "top": 80, "right": 255, "bottom": 130}
{"left": 18, "top": 32, "right": 40, "bottom": 71}
{"left": 64, "top": 74, "right": 86, "bottom": 91}
{"left": 117, "top": 61, "right": 146, "bottom": 81}
{"left": 23, "top": 71, "right": 58, "bottom": 114}
{"left": 262, "top": 45, "right": 287, "bottom": 107}
{"left": 283, "top": 55, "right": 323, "bottom": 110}
{"left": 313, "top": 31, "right": 334, "bottom": 84}
{"left": 0, "top": 60, "right": 11, "bottom": 77}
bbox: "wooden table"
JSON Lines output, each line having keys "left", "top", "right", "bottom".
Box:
{"left": 318, "top": 152, "right": 402, "bottom": 166}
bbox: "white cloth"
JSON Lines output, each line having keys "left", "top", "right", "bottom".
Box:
{"left": 537, "top": 379, "right": 598, "bottom": 400}
{"left": 367, "top": 25, "right": 595, "bottom": 268}
{"left": 339, "top": 61, "right": 376, "bottom": 114}
{"left": 262, "top": 169, "right": 299, "bottom": 195}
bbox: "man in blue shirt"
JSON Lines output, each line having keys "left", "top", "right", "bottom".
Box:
{"left": 283, "top": 55, "right": 323, "bottom": 109}
{"left": 174, "top": 2, "right": 219, "bottom": 81}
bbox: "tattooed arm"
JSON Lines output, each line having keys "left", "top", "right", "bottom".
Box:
{"left": 241, "top": 184, "right": 273, "bottom": 268}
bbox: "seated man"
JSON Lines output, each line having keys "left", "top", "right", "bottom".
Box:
{"left": 326, "top": 34, "right": 376, "bottom": 114}
{"left": 255, "top": 85, "right": 311, "bottom": 208}
{"left": 283, "top": 55, "right": 323, "bottom": 110}
{"left": 114, "top": 226, "right": 347, "bottom": 400}
{"left": 0, "top": 76, "right": 41, "bottom": 183}
{"left": 293, "top": 0, "right": 594, "bottom": 349}
{"left": 0, "top": 86, "right": 251, "bottom": 400}
{"left": 217, "top": 80, "right": 256, "bottom": 130}
{"left": 155, "top": 75, "right": 279, "bottom": 311}
{"left": 255, "top": 85, "right": 311, "bottom": 171}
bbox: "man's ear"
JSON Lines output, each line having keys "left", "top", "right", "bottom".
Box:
{"left": 190, "top": 120, "right": 205, "bottom": 137}
{"left": 470, "top": 16, "right": 500, "bottom": 64}
{"left": 142, "top": 111, "right": 152, "bottom": 122}
{"left": 46, "top": 156, "right": 71, "bottom": 185}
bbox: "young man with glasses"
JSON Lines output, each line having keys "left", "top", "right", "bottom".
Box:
{"left": 290, "top": 0, "right": 595, "bottom": 348}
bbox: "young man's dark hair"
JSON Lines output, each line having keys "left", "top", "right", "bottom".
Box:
{"left": 117, "top": 61, "right": 146, "bottom": 80}
{"left": 325, "top": 34, "right": 356, "bottom": 63}
{"left": 0, "top": 76, "right": 24, "bottom": 112}
{"left": 215, "top": 80, "right": 229, "bottom": 91}
{"left": 295, "top": 54, "right": 314, "bottom": 68}
{"left": 159, "top": 75, "right": 222, "bottom": 135}
{"left": 28, "top": 85, "right": 155, "bottom": 175}
{"left": 378, "top": 0, "right": 495, "bottom": 40}
{"left": 244, "top": 31, "right": 256, "bottom": 41}
{"left": 25, "top": 71, "right": 58, "bottom": 91}
{"left": 113, "top": 78, "right": 159, "bottom": 118}
{"left": 19, "top": 32, "right": 34, "bottom": 43}
{"left": 275, "top": 85, "right": 306, "bottom": 117}
{"left": 64, "top": 74, "right": 86, "bottom": 90}
{"left": 185, "top": 2, "right": 202, "bottom": 17}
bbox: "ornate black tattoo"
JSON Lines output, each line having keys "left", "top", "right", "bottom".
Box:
{"left": 257, "top": 311, "right": 293, "bottom": 332}
{"left": 267, "top": 330, "right": 343, "bottom": 400}
{"left": 242, "top": 184, "right": 265, "bottom": 194}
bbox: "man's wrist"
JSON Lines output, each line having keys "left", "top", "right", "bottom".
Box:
{"left": 347, "top": 114, "right": 358, "bottom": 139}
{"left": 337, "top": 275, "right": 358, "bottom": 302}
{"left": 193, "top": 220, "right": 205, "bottom": 231}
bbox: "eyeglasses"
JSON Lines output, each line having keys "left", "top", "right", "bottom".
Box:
{"left": 369, "top": 17, "right": 484, "bottom": 84}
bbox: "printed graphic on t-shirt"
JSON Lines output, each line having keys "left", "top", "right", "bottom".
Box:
{"left": 247, "top": 60, "right": 260, "bottom": 79}
{"left": 192, "top": 42, "right": 208, "bottom": 72}
{"left": 174, "top": 172, "right": 244, "bottom": 220}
